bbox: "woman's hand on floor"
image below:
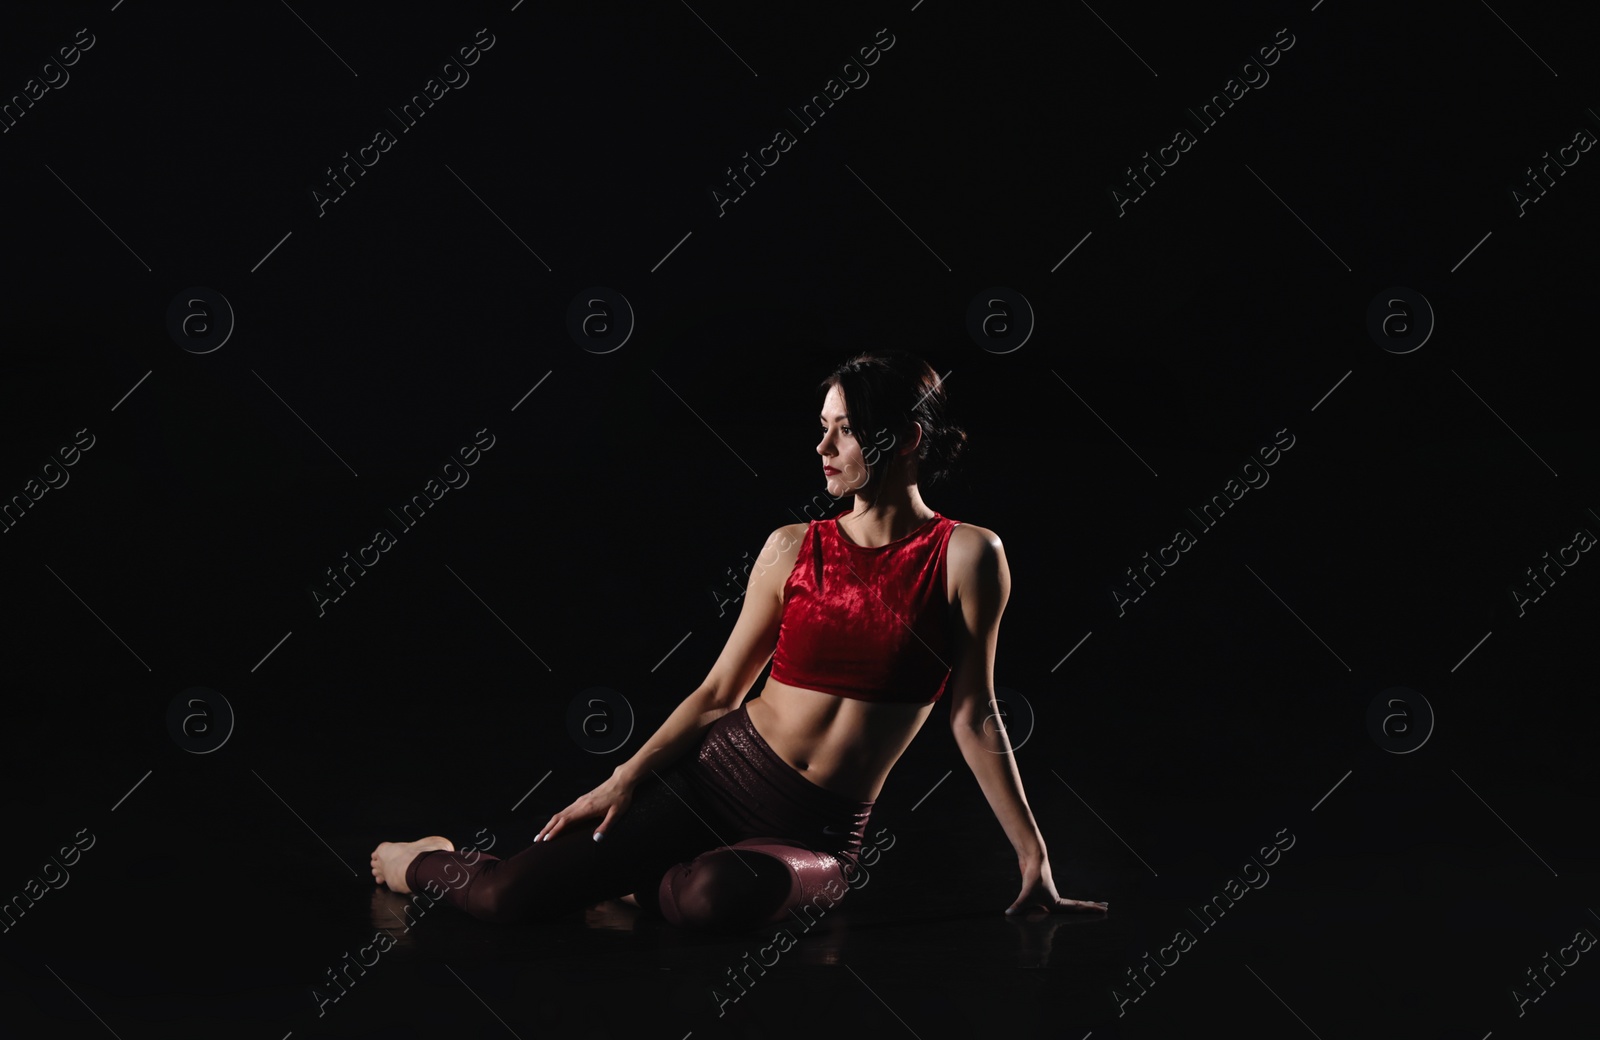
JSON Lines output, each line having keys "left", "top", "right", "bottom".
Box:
{"left": 1005, "top": 855, "right": 1109, "bottom": 916}
{"left": 535, "top": 769, "right": 637, "bottom": 843}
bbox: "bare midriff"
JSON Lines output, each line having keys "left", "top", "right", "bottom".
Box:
{"left": 744, "top": 678, "right": 937, "bottom": 802}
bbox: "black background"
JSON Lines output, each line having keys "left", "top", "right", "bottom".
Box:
{"left": 1, "top": 2, "right": 1596, "bottom": 1038}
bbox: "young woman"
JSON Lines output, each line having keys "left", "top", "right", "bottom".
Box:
{"left": 371, "top": 351, "right": 1108, "bottom": 931}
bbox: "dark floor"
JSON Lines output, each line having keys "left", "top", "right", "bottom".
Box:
{"left": 5, "top": 731, "right": 1596, "bottom": 1039}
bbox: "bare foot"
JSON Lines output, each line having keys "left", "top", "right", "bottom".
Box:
{"left": 371, "top": 836, "right": 455, "bottom": 894}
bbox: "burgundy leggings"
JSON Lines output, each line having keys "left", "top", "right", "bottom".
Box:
{"left": 406, "top": 702, "right": 876, "bottom": 933}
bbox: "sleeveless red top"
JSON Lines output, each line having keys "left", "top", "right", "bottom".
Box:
{"left": 768, "top": 507, "right": 964, "bottom": 704}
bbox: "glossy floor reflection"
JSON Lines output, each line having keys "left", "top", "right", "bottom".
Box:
{"left": 6, "top": 806, "right": 1593, "bottom": 1030}
{"left": 5, "top": 765, "right": 1594, "bottom": 1038}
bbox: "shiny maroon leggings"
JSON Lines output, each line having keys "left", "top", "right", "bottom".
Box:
{"left": 406, "top": 703, "right": 876, "bottom": 933}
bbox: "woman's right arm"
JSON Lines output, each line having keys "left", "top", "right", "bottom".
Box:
{"left": 535, "top": 522, "right": 805, "bottom": 842}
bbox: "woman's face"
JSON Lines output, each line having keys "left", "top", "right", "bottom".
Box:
{"left": 817, "top": 384, "right": 870, "bottom": 495}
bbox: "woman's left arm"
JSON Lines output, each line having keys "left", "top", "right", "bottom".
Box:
{"left": 945, "top": 526, "right": 1109, "bottom": 915}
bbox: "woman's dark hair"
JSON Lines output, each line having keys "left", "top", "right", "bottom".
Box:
{"left": 819, "top": 351, "right": 968, "bottom": 496}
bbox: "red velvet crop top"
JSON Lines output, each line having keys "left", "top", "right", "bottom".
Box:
{"left": 768, "top": 507, "right": 964, "bottom": 704}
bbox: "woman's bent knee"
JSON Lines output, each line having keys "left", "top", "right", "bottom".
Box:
{"left": 658, "top": 848, "right": 794, "bottom": 933}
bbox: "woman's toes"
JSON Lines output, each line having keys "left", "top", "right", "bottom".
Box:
{"left": 369, "top": 837, "right": 451, "bottom": 895}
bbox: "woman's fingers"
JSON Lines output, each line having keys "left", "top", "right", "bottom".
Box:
{"left": 536, "top": 791, "right": 618, "bottom": 843}
{"left": 537, "top": 803, "right": 588, "bottom": 841}
{"left": 1058, "top": 897, "right": 1110, "bottom": 912}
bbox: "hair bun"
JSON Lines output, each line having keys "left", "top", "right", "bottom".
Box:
{"left": 821, "top": 350, "right": 968, "bottom": 491}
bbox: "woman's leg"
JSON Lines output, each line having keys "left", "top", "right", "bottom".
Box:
{"left": 649, "top": 703, "right": 878, "bottom": 933}
{"left": 403, "top": 764, "right": 727, "bottom": 924}
{"left": 655, "top": 837, "right": 856, "bottom": 933}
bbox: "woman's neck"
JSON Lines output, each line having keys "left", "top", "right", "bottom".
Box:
{"left": 840, "top": 490, "right": 936, "bottom": 547}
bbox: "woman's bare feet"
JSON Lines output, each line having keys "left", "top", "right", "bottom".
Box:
{"left": 370, "top": 836, "right": 455, "bottom": 894}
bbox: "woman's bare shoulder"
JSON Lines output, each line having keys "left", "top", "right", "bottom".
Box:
{"left": 751, "top": 521, "right": 811, "bottom": 584}
{"left": 946, "top": 522, "right": 1005, "bottom": 592}
{"left": 770, "top": 520, "right": 811, "bottom": 552}
{"left": 947, "top": 515, "right": 998, "bottom": 537}
{"left": 949, "top": 521, "right": 1001, "bottom": 553}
